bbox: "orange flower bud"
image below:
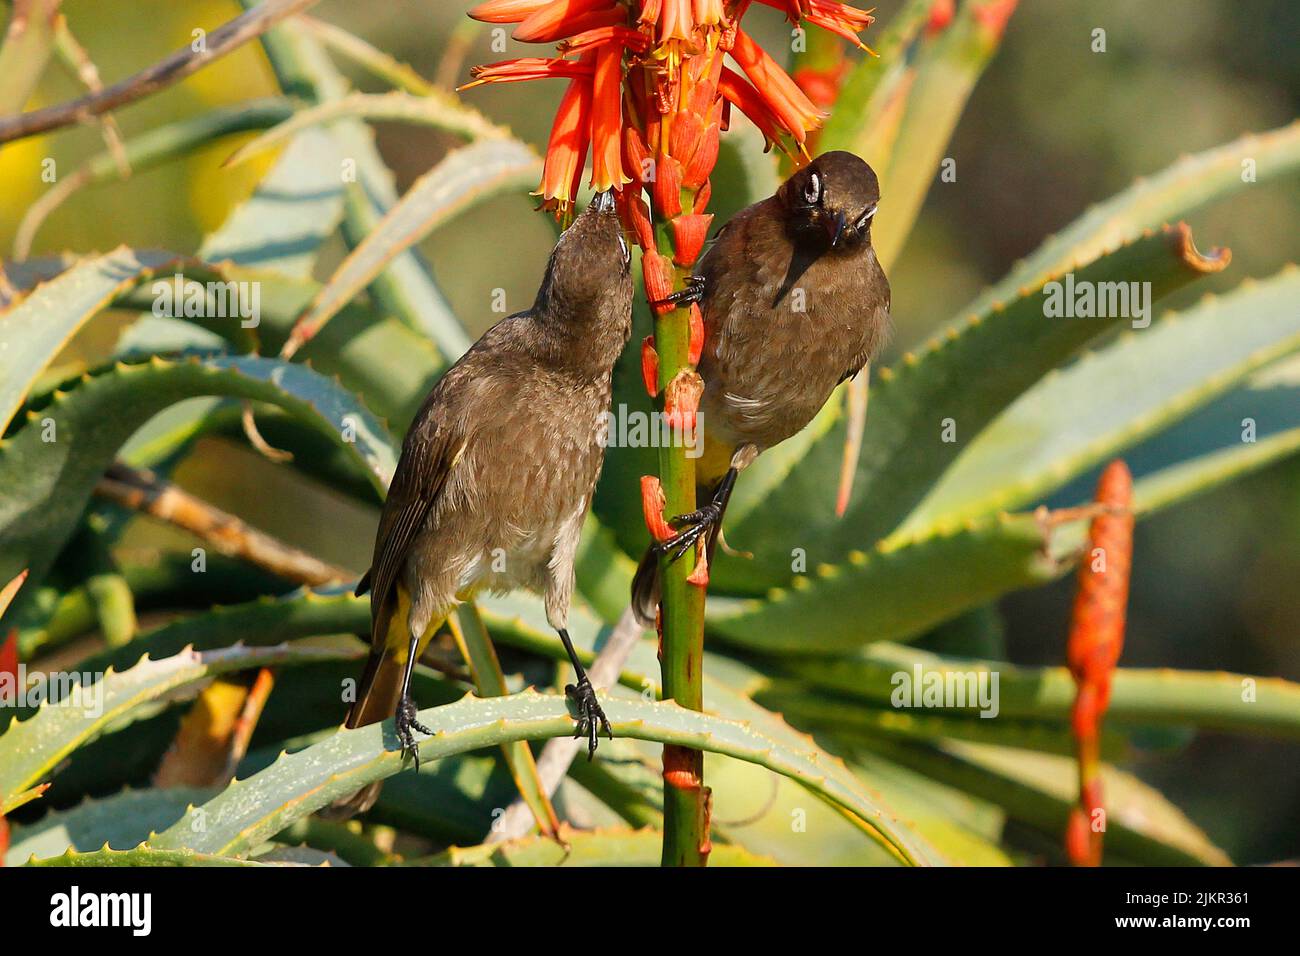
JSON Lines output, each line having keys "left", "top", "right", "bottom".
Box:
{"left": 671, "top": 213, "right": 713, "bottom": 265}
{"left": 663, "top": 369, "right": 703, "bottom": 434}
{"left": 926, "top": 0, "right": 955, "bottom": 34}
{"left": 642, "top": 251, "right": 676, "bottom": 312}
{"left": 651, "top": 154, "right": 684, "bottom": 217}
{"left": 641, "top": 335, "right": 661, "bottom": 396}
{"left": 641, "top": 475, "right": 673, "bottom": 542}
{"left": 688, "top": 301, "right": 705, "bottom": 364}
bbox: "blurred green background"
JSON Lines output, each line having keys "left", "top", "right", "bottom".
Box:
{"left": 3, "top": 0, "right": 1297, "bottom": 863}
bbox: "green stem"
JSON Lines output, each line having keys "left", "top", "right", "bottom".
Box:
{"left": 651, "top": 213, "right": 709, "bottom": 867}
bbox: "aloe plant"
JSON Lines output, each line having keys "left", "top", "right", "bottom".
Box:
{"left": 1, "top": 0, "right": 1297, "bottom": 870}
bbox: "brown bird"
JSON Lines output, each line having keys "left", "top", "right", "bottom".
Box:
{"left": 334, "top": 191, "right": 632, "bottom": 816}
{"left": 632, "top": 151, "right": 890, "bottom": 623}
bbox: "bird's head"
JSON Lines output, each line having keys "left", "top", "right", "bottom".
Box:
{"left": 778, "top": 151, "right": 881, "bottom": 252}
{"left": 538, "top": 189, "right": 632, "bottom": 313}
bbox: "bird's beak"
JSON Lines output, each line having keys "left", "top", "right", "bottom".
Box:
{"left": 592, "top": 189, "right": 617, "bottom": 214}
{"left": 827, "top": 210, "right": 848, "bottom": 248}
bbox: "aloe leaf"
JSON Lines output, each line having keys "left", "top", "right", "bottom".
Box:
{"left": 780, "top": 642, "right": 1300, "bottom": 740}
{"left": 23, "top": 845, "right": 269, "bottom": 867}
{"left": 448, "top": 602, "right": 561, "bottom": 837}
{"left": 902, "top": 266, "right": 1300, "bottom": 533}
{"left": 0, "top": 642, "right": 359, "bottom": 804}
{"left": 152, "top": 691, "right": 945, "bottom": 865}
{"left": 961, "top": 120, "right": 1300, "bottom": 323}
{"left": 110, "top": 265, "right": 441, "bottom": 427}
{"left": 0, "top": 1, "right": 57, "bottom": 115}
{"left": 246, "top": 9, "right": 470, "bottom": 364}
{"left": 707, "top": 412, "right": 1300, "bottom": 655}
{"left": 0, "top": 248, "right": 211, "bottom": 432}
{"left": 0, "top": 355, "right": 396, "bottom": 592}
{"left": 819, "top": 0, "right": 932, "bottom": 158}
{"left": 297, "top": 16, "right": 436, "bottom": 95}
{"left": 415, "top": 827, "right": 777, "bottom": 867}
{"left": 12, "top": 100, "right": 294, "bottom": 259}
{"left": 199, "top": 127, "right": 345, "bottom": 278}
{"left": 6, "top": 787, "right": 213, "bottom": 864}
{"left": 713, "top": 223, "right": 1230, "bottom": 593}
{"left": 224, "top": 91, "right": 507, "bottom": 169}
{"left": 1132, "top": 424, "right": 1300, "bottom": 516}
{"left": 284, "top": 137, "right": 539, "bottom": 358}
{"left": 709, "top": 512, "right": 1063, "bottom": 652}
{"left": 866, "top": 0, "right": 1017, "bottom": 266}
{"left": 864, "top": 738, "right": 1230, "bottom": 866}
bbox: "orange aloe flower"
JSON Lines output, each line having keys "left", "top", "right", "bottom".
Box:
{"left": 463, "top": 0, "right": 875, "bottom": 220}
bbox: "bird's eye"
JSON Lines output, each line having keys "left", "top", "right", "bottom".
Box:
{"left": 855, "top": 203, "right": 878, "bottom": 231}
{"left": 803, "top": 171, "right": 822, "bottom": 206}
{"left": 617, "top": 234, "right": 630, "bottom": 267}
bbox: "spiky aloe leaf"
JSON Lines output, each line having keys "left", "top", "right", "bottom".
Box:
{"left": 0, "top": 643, "right": 359, "bottom": 805}
{"left": 961, "top": 120, "right": 1300, "bottom": 323}
{"left": 0, "top": 248, "right": 256, "bottom": 433}
{"left": 152, "top": 691, "right": 946, "bottom": 866}
{"left": 709, "top": 512, "right": 1064, "bottom": 651}
{"left": 707, "top": 414, "right": 1300, "bottom": 653}
{"left": 780, "top": 642, "right": 1300, "bottom": 740}
{"left": 23, "top": 845, "right": 270, "bottom": 867}
{"left": 712, "top": 222, "right": 1230, "bottom": 593}
{"left": 244, "top": 4, "right": 470, "bottom": 364}
{"left": 838, "top": 0, "right": 1017, "bottom": 267}
{"left": 283, "top": 137, "right": 539, "bottom": 359}
{"left": 223, "top": 90, "right": 508, "bottom": 168}
{"left": 448, "top": 602, "right": 560, "bottom": 837}
{"left": 0, "top": 355, "right": 395, "bottom": 591}
{"left": 5, "top": 787, "right": 212, "bottom": 864}
{"left": 199, "top": 127, "right": 345, "bottom": 278}
{"left": 903, "top": 266, "right": 1300, "bottom": 532}
{"left": 415, "top": 826, "right": 777, "bottom": 867}
{"left": 864, "top": 738, "right": 1230, "bottom": 866}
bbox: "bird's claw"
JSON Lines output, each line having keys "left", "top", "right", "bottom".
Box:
{"left": 655, "top": 500, "right": 723, "bottom": 564}
{"left": 395, "top": 695, "right": 433, "bottom": 770}
{"left": 648, "top": 274, "right": 706, "bottom": 309}
{"left": 566, "top": 677, "right": 613, "bottom": 760}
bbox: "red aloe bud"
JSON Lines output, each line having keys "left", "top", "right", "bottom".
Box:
{"left": 686, "top": 539, "right": 710, "bottom": 586}
{"left": 641, "top": 335, "right": 661, "bottom": 396}
{"left": 663, "top": 369, "right": 703, "bottom": 433}
{"left": 692, "top": 180, "right": 712, "bottom": 213}
{"left": 926, "top": 0, "right": 955, "bottom": 34}
{"left": 669, "top": 112, "right": 705, "bottom": 168}
{"left": 682, "top": 120, "right": 720, "bottom": 188}
{"left": 688, "top": 302, "right": 705, "bottom": 364}
{"left": 651, "top": 154, "right": 684, "bottom": 217}
{"left": 624, "top": 124, "right": 652, "bottom": 186}
{"left": 641, "top": 475, "right": 673, "bottom": 542}
{"left": 671, "top": 213, "right": 713, "bottom": 265}
{"left": 642, "top": 251, "right": 676, "bottom": 312}
{"left": 623, "top": 191, "right": 656, "bottom": 250}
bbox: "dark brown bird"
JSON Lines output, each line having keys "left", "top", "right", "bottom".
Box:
{"left": 632, "top": 151, "right": 890, "bottom": 623}
{"left": 334, "top": 191, "right": 632, "bottom": 816}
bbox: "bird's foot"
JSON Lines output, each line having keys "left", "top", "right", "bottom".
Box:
{"left": 648, "top": 274, "right": 705, "bottom": 310}
{"left": 654, "top": 499, "right": 724, "bottom": 564}
{"left": 395, "top": 695, "right": 433, "bottom": 770}
{"left": 566, "top": 677, "right": 613, "bottom": 760}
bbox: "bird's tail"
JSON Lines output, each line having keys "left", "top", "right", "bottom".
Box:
{"left": 631, "top": 480, "right": 728, "bottom": 627}
{"left": 322, "top": 583, "right": 422, "bottom": 819}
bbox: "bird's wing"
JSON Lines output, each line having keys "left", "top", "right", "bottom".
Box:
{"left": 364, "top": 388, "right": 466, "bottom": 648}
